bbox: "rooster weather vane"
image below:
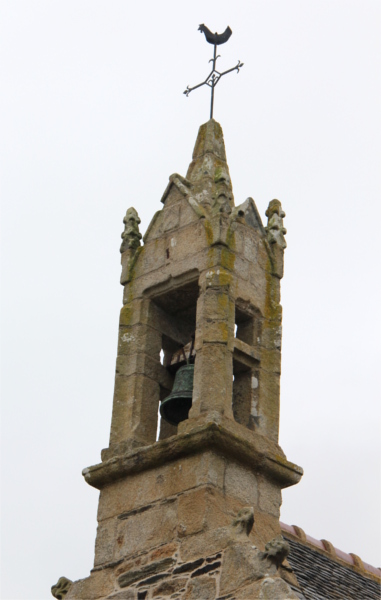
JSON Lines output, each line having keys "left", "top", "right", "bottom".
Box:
{"left": 184, "top": 24, "right": 244, "bottom": 119}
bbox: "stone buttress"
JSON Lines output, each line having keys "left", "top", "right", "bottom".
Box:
{"left": 57, "top": 120, "right": 303, "bottom": 600}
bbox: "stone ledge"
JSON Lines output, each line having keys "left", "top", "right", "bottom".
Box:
{"left": 83, "top": 420, "right": 302, "bottom": 491}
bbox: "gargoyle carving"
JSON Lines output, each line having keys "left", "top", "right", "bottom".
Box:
{"left": 265, "top": 199, "right": 287, "bottom": 249}
{"left": 260, "top": 535, "right": 290, "bottom": 568}
{"left": 51, "top": 576, "right": 72, "bottom": 599}
{"left": 120, "top": 207, "right": 142, "bottom": 254}
{"left": 231, "top": 506, "right": 254, "bottom": 537}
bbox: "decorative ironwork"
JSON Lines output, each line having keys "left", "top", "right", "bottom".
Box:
{"left": 184, "top": 24, "right": 244, "bottom": 119}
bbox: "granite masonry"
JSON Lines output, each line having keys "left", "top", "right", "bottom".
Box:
{"left": 52, "top": 120, "right": 380, "bottom": 600}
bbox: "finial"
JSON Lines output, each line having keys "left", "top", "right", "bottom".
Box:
{"left": 184, "top": 25, "right": 244, "bottom": 119}
{"left": 265, "top": 199, "right": 287, "bottom": 250}
{"left": 120, "top": 207, "right": 142, "bottom": 254}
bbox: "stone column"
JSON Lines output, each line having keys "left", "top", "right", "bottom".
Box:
{"left": 109, "top": 297, "right": 162, "bottom": 451}
{"left": 186, "top": 267, "right": 235, "bottom": 421}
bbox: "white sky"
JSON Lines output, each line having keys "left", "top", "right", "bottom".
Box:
{"left": 1, "top": 1, "right": 380, "bottom": 598}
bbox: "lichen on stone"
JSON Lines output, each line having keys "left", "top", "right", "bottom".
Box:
{"left": 51, "top": 576, "right": 72, "bottom": 599}
{"left": 265, "top": 199, "right": 287, "bottom": 249}
{"left": 120, "top": 207, "right": 142, "bottom": 253}
{"left": 231, "top": 506, "right": 255, "bottom": 537}
{"left": 261, "top": 535, "right": 290, "bottom": 568}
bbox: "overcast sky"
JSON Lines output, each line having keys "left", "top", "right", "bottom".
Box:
{"left": 1, "top": 1, "right": 380, "bottom": 598}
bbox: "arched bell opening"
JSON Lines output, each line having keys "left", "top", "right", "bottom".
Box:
{"left": 160, "top": 338, "right": 196, "bottom": 429}
{"left": 148, "top": 274, "right": 199, "bottom": 441}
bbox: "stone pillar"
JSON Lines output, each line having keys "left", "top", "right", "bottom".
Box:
{"left": 109, "top": 297, "right": 162, "bottom": 451}
{"left": 186, "top": 267, "right": 235, "bottom": 421}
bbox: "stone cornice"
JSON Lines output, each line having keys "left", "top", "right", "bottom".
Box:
{"left": 83, "top": 420, "right": 303, "bottom": 491}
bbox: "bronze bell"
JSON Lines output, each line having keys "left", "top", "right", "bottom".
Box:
{"left": 160, "top": 363, "right": 194, "bottom": 426}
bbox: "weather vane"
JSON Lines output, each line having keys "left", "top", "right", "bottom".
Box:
{"left": 184, "top": 24, "right": 244, "bottom": 120}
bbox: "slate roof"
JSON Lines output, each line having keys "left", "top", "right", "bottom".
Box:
{"left": 280, "top": 523, "right": 381, "bottom": 600}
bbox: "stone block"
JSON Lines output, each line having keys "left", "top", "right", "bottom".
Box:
{"left": 109, "top": 375, "right": 134, "bottom": 444}
{"left": 257, "top": 477, "right": 282, "bottom": 518}
{"left": 94, "top": 517, "right": 118, "bottom": 566}
{"left": 106, "top": 592, "right": 135, "bottom": 600}
{"left": 258, "top": 576, "right": 298, "bottom": 599}
{"left": 219, "top": 543, "right": 277, "bottom": 595}
{"left": 196, "top": 287, "right": 235, "bottom": 321}
{"left": 164, "top": 222, "right": 205, "bottom": 263}
{"left": 190, "top": 344, "right": 233, "bottom": 418}
{"left": 97, "top": 452, "right": 226, "bottom": 521}
{"left": 233, "top": 254, "right": 250, "bottom": 281}
{"left": 180, "top": 200, "right": 199, "bottom": 228}
{"left": 66, "top": 571, "right": 115, "bottom": 599}
{"left": 114, "top": 500, "right": 178, "bottom": 560}
{"left": 149, "top": 542, "right": 178, "bottom": 562}
{"left": 115, "top": 353, "right": 161, "bottom": 381}
{"left": 252, "top": 512, "right": 281, "bottom": 549}
{"left": 183, "top": 575, "right": 216, "bottom": 599}
{"left": 142, "top": 239, "right": 167, "bottom": 274}
{"left": 257, "top": 372, "right": 280, "bottom": 442}
{"left": 119, "top": 299, "right": 162, "bottom": 328}
{"left": 163, "top": 204, "right": 180, "bottom": 232}
{"left": 118, "top": 556, "right": 176, "bottom": 587}
{"left": 152, "top": 577, "right": 188, "bottom": 596}
{"left": 179, "top": 526, "right": 228, "bottom": 562}
{"left": 177, "top": 486, "right": 230, "bottom": 538}
{"left": 199, "top": 267, "right": 233, "bottom": 292}
{"left": 109, "top": 374, "right": 160, "bottom": 447}
{"left": 224, "top": 461, "right": 259, "bottom": 506}
{"left": 243, "top": 230, "right": 259, "bottom": 263}
{"left": 195, "top": 319, "right": 232, "bottom": 346}
{"left": 117, "top": 324, "right": 161, "bottom": 358}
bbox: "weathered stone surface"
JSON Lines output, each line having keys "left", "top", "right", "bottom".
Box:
{"left": 65, "top": 571, "right": 114, "bottom": 600}
{"left": 51, "top": 577, "right": 72, "bottom": 599}
{"left": 232, "top": 576, "right": 298, "bottom": 599}
{"left": 224, "top": 461, "right": 259, "bottom": 506}
{"left": 219, "top": 543, "right": 277, "bottom": 595}
{"left": 183, "top": 575, "right": 216, "bottom": 600}
{"left": 114, "top": 501, "right": 178, "bottom": 559}
{"left": 258, "top": 477, "right": 282, "bottom": 518}
{"left": 118, "top": 557, "right": 175, "bottom": 587}
{"left": 179, "top": 526, "right": 229, "bottom": 563}
{"left": 60, "top": 120, "right": 305, "bottom": 599}
{"left": 231, "top": 507, "right": 255, "bottom": 538}
{"left": 260, "top": 535, "right": 290, "bottom": 568}
{"left": 177, "top": 486, "right": 232, "bottom": 538}
{"left": 259, "top": 576, "right": 298, "bottom": 599}
{"left": 97, "top": 451, "right": 225, "bottom": 521}
{"left": 106, "top": 592, "right": 135, "bottom": 600}
{"left": 94, "top": 517, "right": 117, "bottom": 566}
{"left": 87, "top": 419, "right": 302, "bottom": 493}
{"left": 173, "top": 559, "right": 204, "bottom": 574}
{"left": 152, "top": 577, "right": 187, "bottom": 595}
{"left": 120, "top": 207, "right": 142, "bottom": 254}
{"left": 265, "top": 200, "right": 287, "bottom": 250}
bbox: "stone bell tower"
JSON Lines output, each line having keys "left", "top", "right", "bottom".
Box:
{"left": 55, "top": 120, "right": 303, "bottom": 600}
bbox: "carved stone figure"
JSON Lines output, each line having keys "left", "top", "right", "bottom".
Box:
{"left": 231, "top": 506, "right": 255, "bottom": 537}
{"left": 265, "top": 199, "right": 287, "bottom": 249}
{"left": 120, "top": 207, "right": 142, "bottom": 253}
{"left": 51, "top": 576, "right": 72, "bottom": 599}
{"left": 261, "top": 535, "right": 290, "bottom": 568}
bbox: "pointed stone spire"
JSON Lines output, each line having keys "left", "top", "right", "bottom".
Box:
{"left": 186, "top": 119, "right": 234, "bottom": 214}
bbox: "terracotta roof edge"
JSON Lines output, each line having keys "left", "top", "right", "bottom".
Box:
{"left": 280, "top": 521, "right": 381, "bottom": 580}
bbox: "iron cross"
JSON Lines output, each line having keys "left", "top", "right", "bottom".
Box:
{"left": 184, "top": 24, "right": 244, "bottom": 119}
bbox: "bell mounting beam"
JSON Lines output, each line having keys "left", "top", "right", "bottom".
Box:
{"left": 184, "top": 24, "right": 244, "bottom": 120}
